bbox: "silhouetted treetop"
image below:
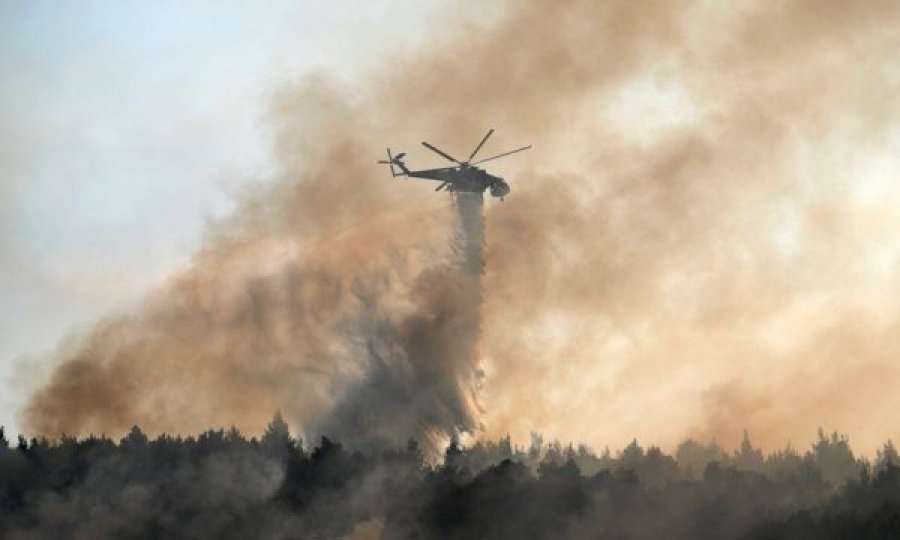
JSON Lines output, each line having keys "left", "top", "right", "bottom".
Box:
{"left": 1, "top": 424, "right": 898, "bottom": 539}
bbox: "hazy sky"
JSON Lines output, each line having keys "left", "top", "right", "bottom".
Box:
{"left": 7, "top": 1, "right": 900, "bottom": 458}
{"left": 0, "top": 0, "right": 445, "bottom": 436}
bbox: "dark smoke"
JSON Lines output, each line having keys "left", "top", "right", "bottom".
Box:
{"left": 314, "top": 193, "right": 485, "bottom": 451}
{"left": 25, "top": 194, "right": 485, "bottom": 456}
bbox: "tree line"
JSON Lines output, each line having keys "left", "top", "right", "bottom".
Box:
{"left": 2, "top": 416, "right": 900, "bottom": 538}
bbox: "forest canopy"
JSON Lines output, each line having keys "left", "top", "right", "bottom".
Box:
{"left": 2, "top": 418, "right": 900, "bottom": 539}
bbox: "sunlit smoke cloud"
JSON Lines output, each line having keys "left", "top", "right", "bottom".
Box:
{"left": 23, "top": 0, "right": 900, "bottom": 456}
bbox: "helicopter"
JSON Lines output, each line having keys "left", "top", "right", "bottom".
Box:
{"left": 377, "top": 129, "right": 531, "bottom": 200}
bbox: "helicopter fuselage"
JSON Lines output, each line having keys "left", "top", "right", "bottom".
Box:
{"left": 407, "top": 165, "right": 509, "bottom": 198}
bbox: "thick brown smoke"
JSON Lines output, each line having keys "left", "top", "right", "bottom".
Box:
{"left": 24, "top": 0, "right": 900, "bottom": 454}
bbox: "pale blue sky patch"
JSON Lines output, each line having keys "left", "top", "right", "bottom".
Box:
{"left": 0, "top": 0, "right": 449, "bottom": 436}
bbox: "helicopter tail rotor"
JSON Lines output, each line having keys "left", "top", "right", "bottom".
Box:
{"left": 377, "top": 148, "right": 408, "bottom": 176}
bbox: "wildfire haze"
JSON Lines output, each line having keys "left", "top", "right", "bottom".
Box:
{"left": 9, "top": 0, "right": 900, "bottom": 464}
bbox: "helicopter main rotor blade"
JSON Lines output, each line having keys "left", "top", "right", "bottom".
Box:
{"left": 473, "top": 145, "right": 532, "bottom": 165}
{"left": 467, "top": 128, "right": 494, "bottom": 162}
{"left": 422, "top": 141, "right": 461, "bottom": 164}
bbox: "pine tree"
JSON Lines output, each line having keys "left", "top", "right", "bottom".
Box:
{"left": 261, "top": 411, "right": 294, "bottom": 460}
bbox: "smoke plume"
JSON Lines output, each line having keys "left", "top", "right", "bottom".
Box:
{"left": 314, "top": 192, "right": 485, "bottom": 449}
{"left": 22, "top": 0, "right": 900, "bottom": 455}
